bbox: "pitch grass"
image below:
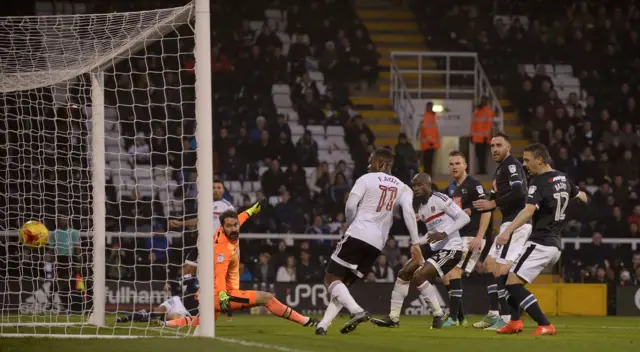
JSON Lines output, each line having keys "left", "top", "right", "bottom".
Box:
{"left": 1, "top": 315, "right": 640, "bottom": 352}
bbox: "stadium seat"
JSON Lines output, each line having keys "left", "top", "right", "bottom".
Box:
{"left": 228, "top": 181, "right": 242, "bottom": 192}
{"left": 292, "top": 134, "right": 301, "bottom": 144}
{"left": 308, "top": 71, "right": 324, "bottom": 82}
{"left": 303, "top": 167, "right": 315, "bottom": 177}
{"left": 328, "top": 136, "right": 348, "bottom": 150}
{"left": 326, "top": 126, "right": 344, "bottom": 137}
{"left": 251, "top": 181, "right": 261, "bottom": 192}
{"left": 272, "top": 84, "right": 290, "bottom": 95}
{"left": 242, "top": 182, "right": 252, "bottom": 193}
{"left": 555, "top": 64, "right": 573, "bottom": 77}
{"left": 317, "top": 82, "right": 326, "bottom": 95}
{"left": 118, "top": 168, "right": 134, "bottom": 179}
{"left": 230, "top": 192, "right": 243, "bottom": 207}
{"left": 522, "top": 64, "right": 535, "bottom": 76}
{"left": 134, "top": 167, "right": 153, "bottom": 180}
{"left": 306, "top": 125, "right": 325, "bottom": 136}
{"left": 153, "top": 176, "right": 168, "bottom": 187}
{"left": 316, "top": 138, "right": 331, "bottom": 150}
{"left": 249, "top": 21, "right": 263, "bottom": 32}
{"left": 282, "top": 43, "right": 290, "bottom": 56}
{"left": 248, "top": 192, "right": 257, "bottom": 203}
{"left": 277, "top": 32, "right": 291, "bottom": 44}
{"left": 258, "top": 166, "right": 268, "bottom": 176}
{"left": 265, "top": 9, "right": 282, "bottom": 20}
{"left": 540, "top": 64, "right": 554, "bottom": 75}
{"left": 273, "top": 94, "right": 292, "bottom": 108}
{"left": 289, "top": 123, "right": 305, "bottom": 136}
{"left": 268, "top": 196, "right": 280, "bottom": 206}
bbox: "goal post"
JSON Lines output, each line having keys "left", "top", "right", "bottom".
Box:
{"left": 0, "top": 0, "right": 214, "bottom": 337}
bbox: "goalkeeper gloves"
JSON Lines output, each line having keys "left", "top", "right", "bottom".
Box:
{"left": 246, "top": 198, "right": 266, "bottom": 217}
{"left": 218, "top": 291, "right": 230, "bottom": 313}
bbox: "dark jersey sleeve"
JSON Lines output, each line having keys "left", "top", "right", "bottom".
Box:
{"left": 526, "top": 177, "right": 544, "bottom": 208}
{"left": 468, "top": 181, "right": 486, "bottom": 213}
{"left": 185, "top": 248, "right": 198, "bottom": 267}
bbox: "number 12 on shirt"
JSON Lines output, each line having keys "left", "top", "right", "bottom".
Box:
{"left": 377, "top": 185, "right": 398, "bottom": 212}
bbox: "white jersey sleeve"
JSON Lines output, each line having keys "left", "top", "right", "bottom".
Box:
{"left": 345, "top": 177, "right": 366, "bottom": 225}
{"left": 432, "top": 193, "right": 470, "bottom": 237}
{"left": 398, "top": 188, "right": 420, "bottom": 245}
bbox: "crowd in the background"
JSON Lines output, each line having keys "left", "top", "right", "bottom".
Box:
{"left": 411, "top": 0, "right": 640, "bottom": 289}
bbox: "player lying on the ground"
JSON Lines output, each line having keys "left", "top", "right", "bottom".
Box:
{"left": 162, "top": 202, "right": 318, "bottom": 328}
{"left": 472, "top": 133, "right": 530, "bottom": 330}
{"left": 115, "top": 282, "right": 191, "bottom": 323}
{"left": 494, "top": 143, "right": 587, "bottom": 336}
{"left": 442, "top": 151, "right": 492, "bottom": 327}
{"left": 315, "top": 148, "right": 422, "bottom": 336}
{"left": 371, "top": 173, "right": 470, "bottom": 329}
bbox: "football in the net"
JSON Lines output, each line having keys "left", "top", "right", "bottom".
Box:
{"left": 19, "top": 221, "right": 49, "bottom": 247}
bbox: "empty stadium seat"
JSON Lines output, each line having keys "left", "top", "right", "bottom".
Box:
{"left": 268, "top": 196, "right": 280, "bottom": 206}
{"left": 289, "top": 123, "right": 305, "bottom": 136}
{"left": 523, "top": 64, "right": 535, "bottom": 76}
{"left": 249, "top": 21, "right": 263, "bottom": 31}
{"left": 555, "top": 64, "right": 573, "bottom": 77}
{"left": 258, "top": 166, "right": 268, "bottom": 176}
{"left": 308, "top": 71, "right": 324, "bottom": 82}
{"left": 326, "top": 126, "right": 344, "bottom": 137}
{"left": 272, "top": 84, "right": 290, "bottom": 95}
{"left": 252, "top": 181, "right": 261, "bottom": 192}
{"left": 273, "top": 94, "right": 292, "bottom": 108}
{"left": 134, "top": 167, "right": 153, "bottom": 180}
{"left": 277, "top": 32, "right": 291, "bottom": 44}
{"left": 242, "top": 182, "right": 252, "bottom": 192}
{"left": 306, "top": 125, "right": 325, "bottom": 136}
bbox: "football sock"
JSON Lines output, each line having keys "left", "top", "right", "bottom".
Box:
{"left": 506, "top": 284, "right": 550, "bottom": 326}
{"left": 165, "top": 316, "right": 199, "bottom": 327}
{"left": 485, "top": 273, "right": 499, "bottom": 314}
{"left": 497, "top": 274, "right": 510, "bottom": 320}
{"left": 448, "top": 278, "right": 463, "bottom": 322}
{"left": 417, "top": 281, "right": 443, "bottom": 317}
{"left": 389, "top": 278, "right": 410, "bottom": 321}
{"left": 507, "top": 294, "right": 521, "bottom": 321}
{"left": 265, "top": 297, "right": 309, "bottom": 325}
{"left": 328, "top": 281, "right": 363, "bottom": 315}
{"left": 318, "top": 298, "right": 343, "bottom": 329}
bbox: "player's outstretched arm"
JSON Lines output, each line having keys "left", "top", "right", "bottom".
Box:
{"left": 399, "top": 189, "right": 421, "bottom": 245}
{"left": 440, "top": 196, "right": 471, "bottom": 237}
{"left": 237, "top": 199, "right": 266, "bottom": 226}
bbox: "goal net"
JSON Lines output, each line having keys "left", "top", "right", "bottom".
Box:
{"left": 0, "top": 1, "right": 215, "bottom": 337}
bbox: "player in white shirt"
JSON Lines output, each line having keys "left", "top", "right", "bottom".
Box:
{"left": 315, "top": 148, "right": 423, "bottom": 336}
{"left": 169, "top": 179, "right": 234, "bottom": 230}
{"left": 372, "top": 173, "right": 470, "bottom": 329}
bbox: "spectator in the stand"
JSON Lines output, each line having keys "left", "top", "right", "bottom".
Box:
{"left": 284, "top": 163, "right": 309, "bottom": 200}
{"left": 295, "top": 130, "right": 319, "bottom": 167}
{"left": 394, "top": 133, "right": 418, "bottom": 181}
{"left": 50, "top": 214, "right": 80, "bottom": 278}
{"left": 616, "top": 150, "right": 639, "bottom": 182}
{"left": 150, "top": 125, "right": 167, "bottom": 165}
{"left": 270, "top": 114, "right": 292, "bottom": 140}
{"left": 372, "top": 254, "right": 395, "bottom": 283}
{"left": 106, "top": 241, "right": 132, "bottom": 280}
{"left": 145, "top": 224, "right": 168, "bottom": 265}
{"left": 333, "top": 160, "right": 353, "bottom": 184}
{"left": 305, "top": 215, "right": 328, "bottom": 235}
{"left": 470, "top": 96, "right": 494, "bottom": 174}
{"left": 275, "top": 131, "right": 296, "bottom": 167}
{"left": 382, "top": 238, "right": 401, "bottom": 270}
{"left": 345, "top": 116, "right": 375, "bottom": 150}
{"left": 254, "top": 130, "right": 278, "bottom": 165}
{"left": 274, "top": 191, "right": 297, "bottom": 232}
{"left": 419, "top": 102, "right": 439, "bottom": 175}
{"left": 634, "top": 267, "right": 640, "bottom": 285}
{"left": 215, "top": 127, "right": 234, "bottom": 161}
{"left": 337, "top": 37, "right": 359, "bottom": 84}
{"left": 292, "top": 72, "right": 320, "bottom": 104}
{"left": 330, "top": 172, "right": 350, "bottom": 206}
{"left": 220, "top": 146, "right": 245, "bottom": 181}
{"left": 358, "top": 42, "right": 379, "bottom": 88}
{"left": 253, "top": 252, "right": 275, "bottom": 282}
{"left": 239, "top": 262, "right": 253, "bottom": 282}
{"left": 629, "top": 205, "right": 640, "bottom": 227}
{"left": 276, "top": 255, "right": 297, "bottom": 282}
{"left": 128, "top": 133, "right": 151, "bottom": 166}
{"left": 269, "top": 47, "right": 289, "bottom": 84}
{"left": 296, "top": 251, "right": 322, "bottom": 282}
{"left": 297, "top": 90, "right": 324, "bottom": 125}
{"left": 581, "top": 232, "right": 611, "bottom": 269}
{"left": 319, "top": 42, "right": 339, "bottom": 82}
{"left": 255, "top": 24, "right": 282, "bottom": 51}
{"left": 313, "top": 162, "right": 331, "bottom": 196}
{"left": 327, "top": 212, "right": 345, "bottom": 234}
{"left": 261, "top": 159, "right": 286, "bottom": 197}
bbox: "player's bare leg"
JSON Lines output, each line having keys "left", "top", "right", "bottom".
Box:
{"left": 412, "top": 262, "right": 448, "bottom": 329}
{"left": 473, "top": 257, "right": 501, "bottom": 328}
{"left": 499, "top": 272, "right": 555, "bottom": 336}
{"left": 371, "top": 259, "right": 421, "bottom": 327}
{"left": 321, "top": 272, "right": 370, "bottom": 335}
{"left": 442, "top": 267, "right": 466, "bottom": 327}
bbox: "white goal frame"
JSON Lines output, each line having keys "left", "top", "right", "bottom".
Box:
{"left": 0, "top": 0, "right": 214, "bottom": 338}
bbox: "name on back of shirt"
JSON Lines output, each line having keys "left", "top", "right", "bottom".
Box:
{"left": 379, "top": 176, "right": 399, "bottom": 185}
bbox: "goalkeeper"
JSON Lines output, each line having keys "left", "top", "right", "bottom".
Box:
{"left": 163, "top": 200, "right": 318, "bottom": 328}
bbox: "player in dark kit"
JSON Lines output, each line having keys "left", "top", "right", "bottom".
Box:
{"left": 442, "top": 151, "right": 492, "bottom": 327}
{"left": 495, "top": 143, "right": 587, "bottom": 336}
{"left": 472, "top": 133, "right": 529, "bottom": 330}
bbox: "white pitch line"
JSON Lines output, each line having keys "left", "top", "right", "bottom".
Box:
{"left": 216, "top": 337, "right": 306, "bottom": 352}
{"left": 567, "top": 325, "right": 640, "bottom": 330}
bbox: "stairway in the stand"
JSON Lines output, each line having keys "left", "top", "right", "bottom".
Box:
{"left": 353, "top": 1, "right": 439, "bottom": 148}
